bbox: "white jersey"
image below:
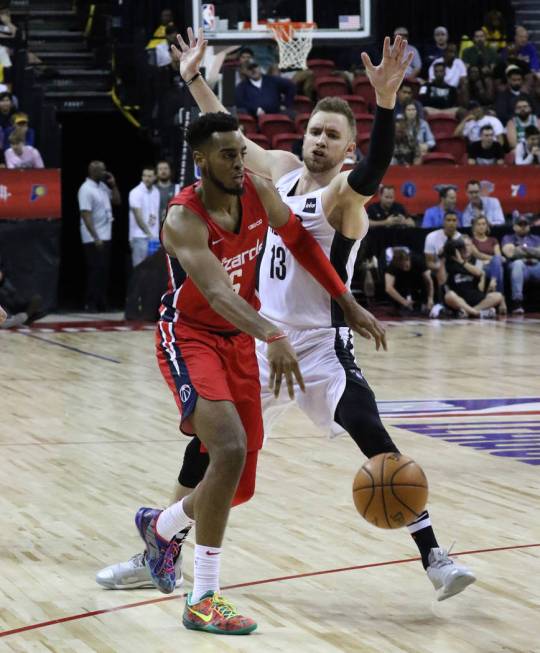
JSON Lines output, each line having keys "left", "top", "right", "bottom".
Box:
{"left": 258, "top": 168, "right": 361, "bottom": 329}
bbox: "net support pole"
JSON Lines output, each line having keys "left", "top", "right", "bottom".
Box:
{"left": 306, "top": 0, "right": 313, "bottom": 23}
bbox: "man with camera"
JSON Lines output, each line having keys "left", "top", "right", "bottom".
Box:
{"left": 77, "top": 161, "right": 121, "bottom": 312}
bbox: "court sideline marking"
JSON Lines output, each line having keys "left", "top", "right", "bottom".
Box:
{"left": 1, "top": 542, "right": 538, "bottom": 639}
{"left": 18, "top": 333, "right": 122, "bottom": 364}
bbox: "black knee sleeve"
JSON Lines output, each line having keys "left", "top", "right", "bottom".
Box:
{"left": 334, "top": 376, "right": 399, "bottom": 459}
{"left": 178, "top": 436, "right": 209, "bottom": 488}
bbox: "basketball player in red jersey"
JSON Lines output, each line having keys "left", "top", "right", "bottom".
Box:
{"left": 135, "top": 111, "right": 386, "bottom": 635}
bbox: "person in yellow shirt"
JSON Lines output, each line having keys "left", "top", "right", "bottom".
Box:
{"left": 146, "top": 8, "right": 175, "bottom": 50}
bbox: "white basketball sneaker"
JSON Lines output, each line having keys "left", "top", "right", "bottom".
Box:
{"left": 427, "top": 546, "right": 476, "bottom": 601}
{"left": 96, "top": 551, "right": 183, "bottom": 590}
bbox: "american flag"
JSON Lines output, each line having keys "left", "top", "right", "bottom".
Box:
{"left": 339, "top": 15, "right": 361, "bottom": 30}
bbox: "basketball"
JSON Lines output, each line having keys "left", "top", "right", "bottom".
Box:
{"left": 352, "top": 453, "right": 428, "bottom": 529}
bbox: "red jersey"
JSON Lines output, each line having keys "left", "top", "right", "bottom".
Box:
{"left": 160, "top": 174, "right": 269, "bottom": 332}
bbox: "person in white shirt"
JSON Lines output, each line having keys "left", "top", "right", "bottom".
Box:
{"left": 461, "top": 179, "right": 505, "bottom": 226}
{"left": 128, "top": 166, "right": 160, "bottom": 267}
{"left": 429, "top": 43, "right": 467, "bottom": 88}
{"left": 155, "top": 24, "right": 179, "bottom": 67}
{"left": 77, "top": 161, "right": 121, "bottom": 311}
{"left": 515, "top": 125, "right": 540, "bottom": 165}
{"left": 424, "top": 211, "right": 463, "bottom": 298}
{"left": 454, "top": 102, "right": 505, "bottom": 144}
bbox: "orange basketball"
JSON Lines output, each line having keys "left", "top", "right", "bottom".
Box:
{"left": 352, "top": 452, "right": 428, "bottom": 529}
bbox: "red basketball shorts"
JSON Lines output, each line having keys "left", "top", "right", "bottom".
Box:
{"left": 156, "top": 320, "right": 264, "bottom": 453}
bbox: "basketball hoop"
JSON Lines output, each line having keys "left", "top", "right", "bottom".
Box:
{"left": 267, "top": 21, "right": 315, "bottom": 70}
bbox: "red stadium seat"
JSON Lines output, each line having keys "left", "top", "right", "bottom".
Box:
{"left": 355, "top": 112, "right": 374, "bottom": 133}
{"left": 427, "top": 114, "right": 458, "bottom": 138}
{"left": 434, "top": 136, "right": 467, "bottom": 162}
{"left": 258, "top": 114, "right": 295, "bottom": 141}
{"left": 237, "top": 113, "right": 257, "bottom": 135}
{"left": 352, "top": 76, "right": 376, "bottom": 111}
{"left": 293, "top": 95, "right": 313, "bottom": 114}
{"left": 314, "top": 75, "right": 349, "bottom": 98}
{"left": 272, "top": 133, "right": 303, "bottom": 152}
{"left": 295, "top": 112, "right": 311, "bottom": 133}
{"left": 422, "top": 152, "right": 456, "bottom": 165}
{"left": 249, "top": 133, "right": 271, "bottom": 149}
{"left": 307, "top": 58, "right": 336, "bottom": 76}
{"left": 356, "top": 132, "right": 371, "bottom": 156}
{"left": 338, "top": 94, "right": 367, "bottom": 113}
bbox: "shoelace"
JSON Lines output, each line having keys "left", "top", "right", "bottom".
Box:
{"left": 129, "top": 553, "right": 146, "bottom": 568}
{"left": 163, "top": 541, "right": 180, "bottom": 575}
{"left": 213, "top": 594, "right": 238, "bottom": 619}
{"left": 433, "top": 541, "right": 456, "bottom": 568}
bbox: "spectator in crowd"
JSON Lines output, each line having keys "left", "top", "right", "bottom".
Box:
{"left": 234, "top": 47, "right": 255, "bottom": 83}
{"left": 428, "top": 43, "right": 467, "bottom": 88}
{"left": 461, "top": 64, "right": 495, "bottom": 106}
{"left": 402, "top": 100, "right": 435, "bottom": 154}
{"left": 506, "top": 98, "right": 538, "bottom": 149}
{"left": 501, "top": 213, "right": 540, "bottom": 313}
{"left": 367, "top": 185, "right": 415, "bottom": 228}
{"left": 424, "top": 210, "right": 463, "bottom": 294}
{"left": 482, "top": 10, "right": 507, "bottom": 50}
{"left": 0, "top": 8, "right": 17, "bottom": 46}
{"left": 128, "top": 166, "right": 160, "bottom": 267}
{"left": 467, "top": 125, "right": 504, "bottom": 165}
{"left": 395, "top": 82, "right": 424, "bottom": 117}
{"left": 393, "top": 26, "right": 422, "bottom": 79}
{"left": 419, "top": 62, "right": 458, "bottom": 115}
{"left": 77, "top": 161, "right": 121, "bottom": 312}
{"left": 5, "top": 112, "right": 35, "bottom": 146}
{"left": 495, "top": 66, "right": 536, "bottom": 125}
{"left": 424, "top": 26, "right": 449, "bottom": 73}
{"left": 422, "top": 187, "right": 462, "bottom": 228}
{"left": 155, "top": 160, "right": 179, "bottom": 223}
{"left": 155, "top": 24, "right": 179, "bottom": 67}
{"left": 391, "top": 115, "right": 422, "bottom": 165}
{"left": 385, "top": 248, "right": 434, "bottom": 315}
{"left": 4, "top": 133, "right": 44, "bottom": 169}
{"left": 443, "top": 236, "right": 503, "bottom": 317}
{"left": 146, "top": 8, "right": 175, "bottom": 50}
{"left": 0, "top": 91, "right": 15, "bottom": 131}
{"left": 462, "top": 29, "right": 498, "bottom": 71}
{"left": 0, "top": 43, "right": 11, "bottom": 87}
{"left": 454, "top": 101, "right": 505, "bottom": 144}
{"left": 0, "top": 254, "right": 44, "bottom": 328}
{"left": 506, "top": 26, "right": 540, "bottom": 75}
{"left": 470, "top": 214, "right": 506, "bottom": 311}
{"left": 462, "top": 179, "right": 505, "bottom": 226}
{"left": 235, "top": 59, "right": 295, "bottom": 117}
{"left": 515, "top": 125, "right": 540, "bottom": 165}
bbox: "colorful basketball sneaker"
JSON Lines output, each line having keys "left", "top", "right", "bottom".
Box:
{"left": 135, "top": 507, "right": 178, "bottom": 594}
{"left": 427, "top": 546, "right": 476, "bottom": 601}
{"left": 183, "top": 591, "right": 257, "bottom": 635}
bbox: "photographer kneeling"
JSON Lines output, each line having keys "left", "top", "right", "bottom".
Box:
{"left": 443, "top": 236, "right": 503, "bottom": 318}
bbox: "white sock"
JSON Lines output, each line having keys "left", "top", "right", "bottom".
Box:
{"left": 191, "top": 544, "right": 221, "bottom": 604}
{"left": 155, "top": 498, "right": 194, "bottom": 541}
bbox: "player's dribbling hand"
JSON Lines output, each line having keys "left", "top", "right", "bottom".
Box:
{"left": 267, "top": 337, "right": 306, "bottom": 399}
{"left": 338, "top": 293, "right": 387, "bottom": 351}
{"left": 173, "top": 27, "right": 207, "bottom": 79}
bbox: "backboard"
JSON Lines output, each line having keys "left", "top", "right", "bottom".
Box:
{"left": 191, "top": 0, "right": 371, "bottom": 45}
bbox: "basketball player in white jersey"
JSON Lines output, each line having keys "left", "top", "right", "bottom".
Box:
{"left": 97, "top": 33, "right": 475, "bottom": 601}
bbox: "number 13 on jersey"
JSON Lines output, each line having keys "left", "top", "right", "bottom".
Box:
{"left": 270, "top": 245, "right": 287, "bottom": 280}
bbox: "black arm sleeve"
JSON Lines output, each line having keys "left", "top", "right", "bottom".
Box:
{"left": 347, "top": 105, "right": 395, "bottom": 196}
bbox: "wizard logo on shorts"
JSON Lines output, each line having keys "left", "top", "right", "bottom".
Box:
{"left": 180, "top": 384, "right": 192, "bottom": 403}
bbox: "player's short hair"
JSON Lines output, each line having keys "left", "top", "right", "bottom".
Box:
{"left": 185, "top": 112, "right": 240, "bottom": 150}
{"left": 309, "top": 97, "right": 357, "bottom": 139}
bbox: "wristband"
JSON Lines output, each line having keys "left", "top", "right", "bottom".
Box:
{"left": 267, "top": 333, "right": 287, "bottom": 344}
{"left": 185, "top": 72, "right": 201, "bottom": 86}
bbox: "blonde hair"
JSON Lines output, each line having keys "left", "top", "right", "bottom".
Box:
{"left": 309, "top": 97, "right": 357, "bottom": 139}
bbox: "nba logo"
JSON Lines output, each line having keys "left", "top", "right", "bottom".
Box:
{"left": 202, "top": 4, "right": 216, "bottom": 31}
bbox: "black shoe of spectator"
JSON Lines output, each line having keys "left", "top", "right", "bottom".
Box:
{"left": 512, "top": 302, "right": 525, "bottom": 315}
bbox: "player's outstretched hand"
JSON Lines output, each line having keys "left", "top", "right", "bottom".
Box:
{"left": 172, "top": 27, "right": 207, "bottom": 79}
{"left": 361, "top": 35, "right": 414, "bottom": 100}
{"left": 338, "top": 293, "right": 387, "bottom": 351}
{"left": 267, "top": 337, "right": 306, "bottom": 399}
{"left": 0, "top": 304, "right": 6, "bottom": 324}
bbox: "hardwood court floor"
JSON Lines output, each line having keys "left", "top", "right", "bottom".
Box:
{"left": 0, "top": 317, "right": 539, "bottom": 652}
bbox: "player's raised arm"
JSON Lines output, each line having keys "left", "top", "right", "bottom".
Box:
{"left": 162, "top": 206, "right": 305, "bottom": 397}
{"left": 172, "top": 27, "right": 299, "bottom": 183}
{"left": 324, "top": 36, "right": 413, "bottom": 220}
{"left": 253, "top": 177, "right": 387, "bottom": 351}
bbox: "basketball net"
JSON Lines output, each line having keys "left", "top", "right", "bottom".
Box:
{"left": 267, "top": 21, "right": 315, "bottom": 70}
